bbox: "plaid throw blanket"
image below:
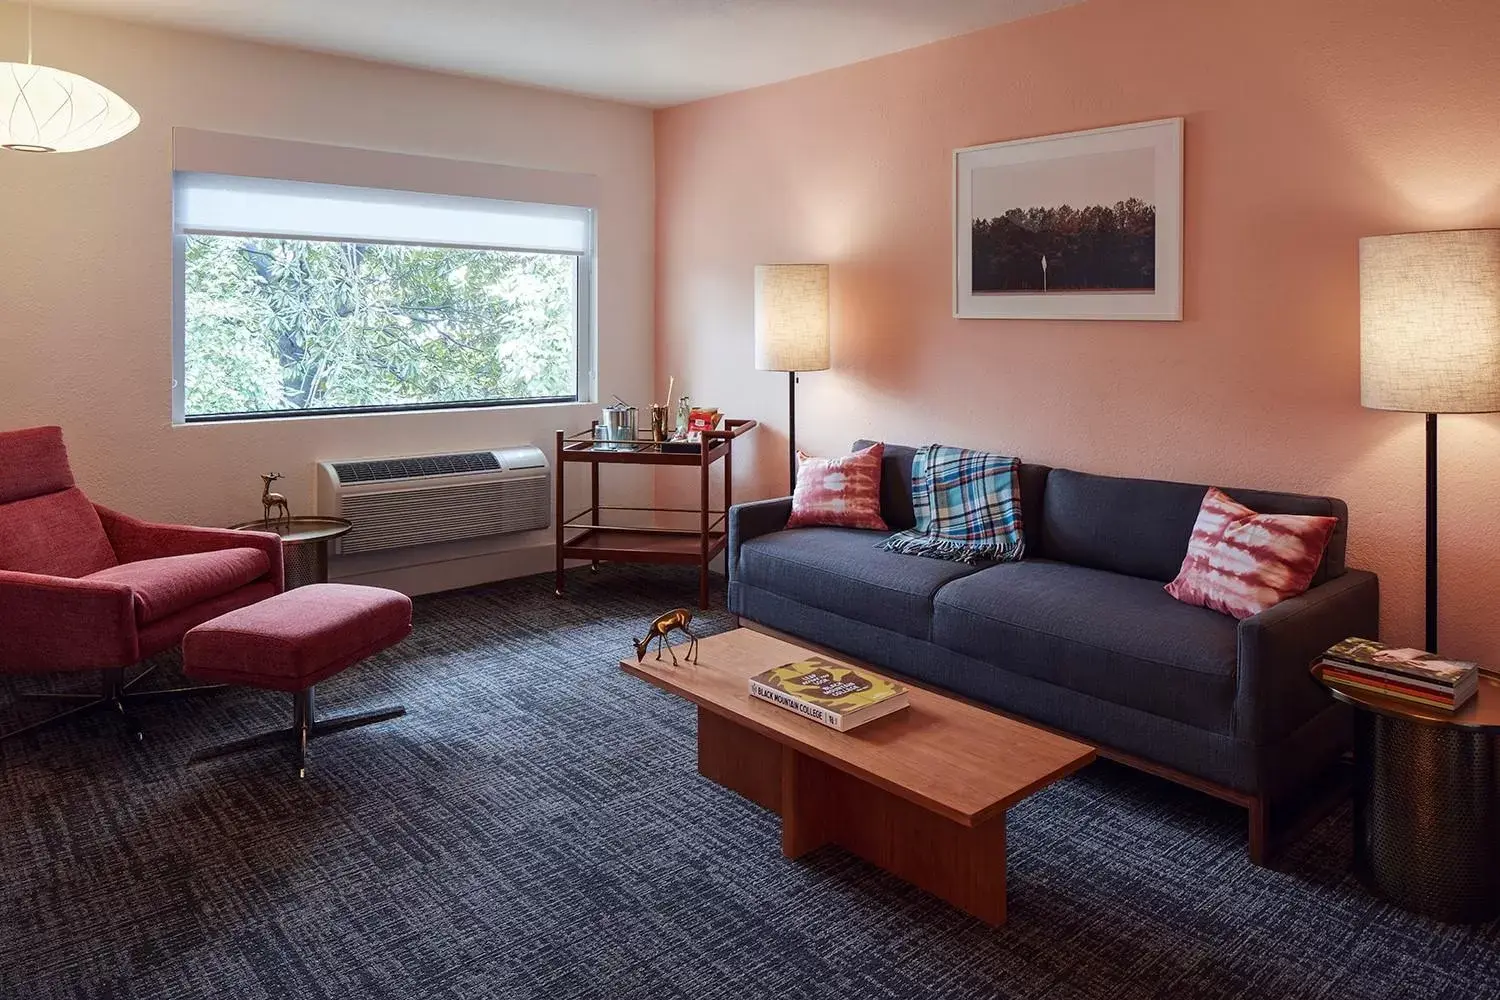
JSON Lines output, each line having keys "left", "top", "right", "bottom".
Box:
{"left": 881, "top": 444, "right": 1025, "bottom": 564}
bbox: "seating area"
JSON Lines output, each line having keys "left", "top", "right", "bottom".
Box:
{"left": 0, "top": 426, "right": 413, "bottom": 776}
{"left": 0, "top": 427, "right": 283, "bottom": 741}
{"left": 730, "top": 442, "right": 1380, "bottom": 859}
{"left": 4, "top": 0, "right": 1500, "bottom": 996}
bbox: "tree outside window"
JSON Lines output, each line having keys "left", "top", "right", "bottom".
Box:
{"left": 182, "top": 235, "right": 578, "bottom": 419}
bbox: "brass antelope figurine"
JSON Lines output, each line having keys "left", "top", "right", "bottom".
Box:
{"left": 635, "top": 608, "right": 699, "bottom": 665}
{"left": 260, "top": 473, "right": 291, "bottom": 529}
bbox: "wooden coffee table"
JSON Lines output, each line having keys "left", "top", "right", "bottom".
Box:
{"left": 621, "top": 628, "right": 1095, "bottom": 925}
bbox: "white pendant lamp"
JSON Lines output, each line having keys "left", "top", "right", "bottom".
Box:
{"left": 1, "top": 3, "right": 139, "bottom": 153}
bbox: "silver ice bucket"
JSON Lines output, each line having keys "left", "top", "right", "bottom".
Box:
{"left": 598, "top": 404, "right": 638, "bottom": 449}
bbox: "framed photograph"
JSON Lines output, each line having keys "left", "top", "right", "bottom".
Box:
{"left": 954, "top": 117, "right": 1183, "bottom": 321}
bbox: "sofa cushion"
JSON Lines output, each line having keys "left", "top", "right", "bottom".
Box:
{"left": 856, "top": 440, "right": 920, "bottom": 531}
{"left": 0, "top": 487, "right": 118, "bottom": 578}
{"left": 86, "top": 547, "right": 271, "bottom": 624}
{"left": 932, "top": 560, "right": 1240, "bottom": 734}
{"left": 1040, "top": 468, "right": 1348, "bottom": 585}
{"left": 854, "top": 439, "right": 1050, "bottom": 550}
{"left": 736, "top": 526, "right": 986, "bottom": 639}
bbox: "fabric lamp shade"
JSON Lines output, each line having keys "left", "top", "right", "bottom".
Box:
{"left": 1360, "top": 230, "right": 1500, "bottom": 413}
{"left": 754, "top": 264, "right": 830, "bottom": 373}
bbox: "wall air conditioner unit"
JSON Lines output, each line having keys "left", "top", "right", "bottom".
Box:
{"left": 317, "top": 447, "right": 550, "bottom": 556}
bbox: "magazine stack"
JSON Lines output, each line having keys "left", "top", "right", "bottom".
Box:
{"left": 1318, "top": 638, "right": 1479, "bottom": 712}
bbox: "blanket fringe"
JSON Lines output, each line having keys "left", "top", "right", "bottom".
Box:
{"left": 882, "top": 530, "right": 1025, "bottom": 565}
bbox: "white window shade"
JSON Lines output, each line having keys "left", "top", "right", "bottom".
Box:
{"left": 174, "top": 172, "right": 592, "bottom": 255}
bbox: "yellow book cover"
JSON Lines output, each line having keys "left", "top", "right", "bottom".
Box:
{"left": 749, "top": 658, "right": 905, "bottom": 715}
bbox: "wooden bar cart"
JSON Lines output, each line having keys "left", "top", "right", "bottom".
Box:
{"left": 554, "top": 419, "right": 757, "bottom": 609}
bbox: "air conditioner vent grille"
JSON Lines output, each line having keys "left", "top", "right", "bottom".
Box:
{"left": 333, "top": 451, "right": 500, "bottom": 484}
{"left": 318, "top": 445, "right": 550, "bottom": 556}
{"left": 337, "top": 477, "right": 550, "bottom": 554}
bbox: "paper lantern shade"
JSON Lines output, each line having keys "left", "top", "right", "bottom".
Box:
{"left": 1, "top": 61, "right": 140, "bottom": 153}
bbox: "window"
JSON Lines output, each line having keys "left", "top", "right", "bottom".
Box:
{"left": 173, "top": 173, "right": 593, "bottom": 421}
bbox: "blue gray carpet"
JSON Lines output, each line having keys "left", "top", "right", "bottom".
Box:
{"left": 2, "top": 565, "right": 1497, "bottom": 999}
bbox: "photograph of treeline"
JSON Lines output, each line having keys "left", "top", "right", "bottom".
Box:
{"left": 971, "top": 198, "right": 1156, "bottom": 293}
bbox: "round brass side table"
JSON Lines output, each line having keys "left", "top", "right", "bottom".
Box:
{"left": 230, "top": 516, "right": 353, "bottom": 590}
{"left": 1316, "top": 666, "right": 1500, "bottom": 923}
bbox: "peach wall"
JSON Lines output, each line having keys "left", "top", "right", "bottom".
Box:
{"left": 0, "top": 3, "right": 655, "bottom": 593}
{"left": 655, "top": 0, "right": 1500, "bottom": 660}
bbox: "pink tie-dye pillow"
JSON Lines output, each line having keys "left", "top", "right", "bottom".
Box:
{"left": 1164, "top": 488, "right": 1337, "bottom": 619}
{"left": 786, "top": 443, "right": 888, "bottom": 531}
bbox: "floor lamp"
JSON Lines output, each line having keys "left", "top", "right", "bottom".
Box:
{"left": 1360, "top": 229, "right": 1500, "bottom": 653}
{"left": 754, "top": 264, "right": 831, "bottom": 490}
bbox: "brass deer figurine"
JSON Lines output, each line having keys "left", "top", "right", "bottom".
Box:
{"left": 260, "top": 473, "right": 291, "bottom": 529}
{"left": 635, "top": 608, "right": 699, "bottom": 665}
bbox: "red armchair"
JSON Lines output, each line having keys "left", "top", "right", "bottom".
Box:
{"left": 0, "top": 426, "right": 284, "bottom": 742}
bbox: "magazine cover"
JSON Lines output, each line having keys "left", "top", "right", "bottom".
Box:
{"left": 1323, "top": 638, "right": 1476, "bottom": 685}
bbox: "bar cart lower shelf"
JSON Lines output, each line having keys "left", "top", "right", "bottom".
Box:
{"left": 560, "top": 527, "right": 727, "bottom": 562}
{"left": 554, "top": 419, "right": 756, "bottom": 609}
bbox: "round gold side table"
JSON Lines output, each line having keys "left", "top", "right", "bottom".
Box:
{"left": 230, "top": 516, "right": 353, "bottom": 590}
{"left": 1315, "top": 665, "right": 1500, "bottom": 923}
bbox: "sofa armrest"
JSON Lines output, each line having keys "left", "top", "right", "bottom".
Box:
{"left": 0, "top": 570, "right": 139, "bottom": 670}
{"left": 96, "top": 506, "right": 285, "bottom": 593}
{"left": 726, "top": 497, "right": 792, "bottom": 583}
{"left": 1234, "top": 569, "right": 1379, "bottom": 744}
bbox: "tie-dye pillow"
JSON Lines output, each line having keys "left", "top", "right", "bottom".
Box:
{"left": 786, "top": 443, "right": 888, "bottom": 531}
{"left": 1164, "top": 488, "right": 1337, "bottom": 619}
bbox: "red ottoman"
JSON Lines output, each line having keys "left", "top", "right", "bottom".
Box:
{"left": 183, "top": 583, "right": 412, "bottom": 777}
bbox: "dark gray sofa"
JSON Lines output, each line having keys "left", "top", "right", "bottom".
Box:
{"left": 727, "top": 441, "right": 1379, "bottom": 862}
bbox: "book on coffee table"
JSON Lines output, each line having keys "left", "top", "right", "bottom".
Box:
{"left": 748, "top": 657, "right": 909, "bottom": 731}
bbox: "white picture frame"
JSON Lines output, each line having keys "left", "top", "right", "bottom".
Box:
{"left": 954, "top": 117, "right": 1183, "bottom": 321}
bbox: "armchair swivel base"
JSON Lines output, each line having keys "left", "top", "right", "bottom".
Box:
{"left": 4, "top": 665, "right": 228, "bottom": 743}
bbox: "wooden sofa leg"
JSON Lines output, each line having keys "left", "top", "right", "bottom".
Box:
{"left": 1247, "top": 760, "right": 1352, "bottom": 867}
{"left": 1248, "top": 796, "right": 1270, "bottom": 866}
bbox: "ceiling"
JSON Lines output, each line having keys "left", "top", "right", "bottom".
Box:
{"left": 28, "top": 0, "right": 1084, "bottom": 107}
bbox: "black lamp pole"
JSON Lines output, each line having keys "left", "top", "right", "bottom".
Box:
{"left": 1425, "top": 412, "right": 1439, "bottom": 653}
{"left": 787, "top": 370, "right": 799, "bottom": 490}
